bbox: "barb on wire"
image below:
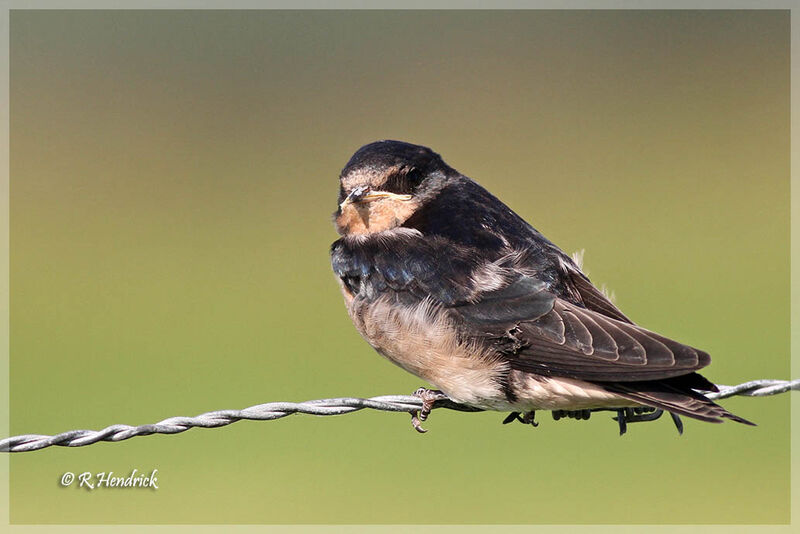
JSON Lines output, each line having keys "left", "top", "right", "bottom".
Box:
{"left": 1, "top": 378, "right": 796, "bottom": 453}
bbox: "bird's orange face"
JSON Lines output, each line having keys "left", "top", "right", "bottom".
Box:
{"left": 334, "top": 166, "right": 421, "bottom": 236}
{"left": 335, "top": 190, "right": 420, "bottom": 235}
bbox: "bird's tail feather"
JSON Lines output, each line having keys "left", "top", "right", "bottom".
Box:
{"left": 602, "top": 380, "right": 755, "bottom": 426}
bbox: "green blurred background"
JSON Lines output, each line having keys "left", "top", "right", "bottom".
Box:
{"left": 9, "top": 10, "right": 788, "bottom": 524}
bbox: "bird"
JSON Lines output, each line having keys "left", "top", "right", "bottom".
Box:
{"left": 329, "top": 140, "right": 754, "bottom": 435}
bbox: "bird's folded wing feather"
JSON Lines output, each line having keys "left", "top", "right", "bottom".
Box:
{"left": 565, "top": 267, "right": 632, "bottom": 323}
{"left": 448, "top": 274, "right": 711, "bottom": 383}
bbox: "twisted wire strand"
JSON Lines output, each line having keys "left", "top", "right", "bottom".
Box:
{"left": 2, "top": 378, "right": 796, "bottom": 453}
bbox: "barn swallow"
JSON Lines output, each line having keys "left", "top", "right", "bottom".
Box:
{"left": 330, "top": 140, "right": 754, "bottom": 434}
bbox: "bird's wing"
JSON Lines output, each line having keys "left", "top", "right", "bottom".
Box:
{"left": 448, "top": 273, "right": 711, "bottom": 383}
{"left": 563, "top": 267, "right": 632, "bottom": 323}
{"left": 332, "top": 231, "right": 709, "bottom": 384}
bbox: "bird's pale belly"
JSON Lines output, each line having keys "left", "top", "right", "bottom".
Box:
{"left": 343, "top": 286, "right": 635, "bottom": 412}
{"left": 505, "top": 371, "right": 636, "bottom": 411}
{"left": 345, "top": 292, "right": 511, "bottom": 409}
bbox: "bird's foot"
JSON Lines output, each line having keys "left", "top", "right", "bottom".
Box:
{"left": 552, "top": 409, "right": 592, "bottom": 421}
{"left": 669, "top": 412, "right": 684, "bottom": 435}
{"left": 502, "top": 412, "right": 522, "bottom": 424}
{"left": 612, "top": 407, "right": 682, "bottom": 436}
{"left": 410, "top": 388, "right": 449, "bottom": 434}
{"left": 502, "top": 411, "right": 538, "bottom": 427}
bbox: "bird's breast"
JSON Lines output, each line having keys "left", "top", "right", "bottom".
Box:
{"left": 343, "top": 292, "right": 511, "bottom": 409}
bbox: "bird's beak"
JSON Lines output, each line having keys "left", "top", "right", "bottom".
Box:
{"left": 340, "top": 186, "right": 412, "bottom": 209}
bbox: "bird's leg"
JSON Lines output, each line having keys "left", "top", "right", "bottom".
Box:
{"left": 502, "top": 412, "right": 523, "bottom": 424}
{"left": 520, "top": 411, "right": 539, "bottom": 427}
{"left": 611, "top": 407, "right": 684, "bottom": 436}
{"left": 615, "top": 409, "right": 629, "bottom": 436}
{"left": 414, "top": 388, "right": 448, "bottom": 421}
{"left": 669, "top": 413, "right": 684, "bottom": 435}
{"left": 502, "top": 411, "right": 538, "bottom": 427}
{"left": 410, "top": 387, "right": 449, "bottom": 433}
{"left": 616, "top": 407, "right": 663, "bottom": 423}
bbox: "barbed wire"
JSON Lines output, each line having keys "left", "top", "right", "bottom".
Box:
{"left": 1, "top": 378, "right": 796, "bottom": 453}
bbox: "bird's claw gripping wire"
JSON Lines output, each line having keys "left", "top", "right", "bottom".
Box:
{"left": 410, "top": 388, "right": 449, "bottom": 433}
{"left": 502, "top": 411, "right": 539, "bottom": 427}
{"left": 552, "top": 409, "right": 593, "bottom": 421}
{"left": 501, "top": 405, "right": 683, "bottom": 436}
{"left": 611, "top": 407, "right": 683, "bottom": 436}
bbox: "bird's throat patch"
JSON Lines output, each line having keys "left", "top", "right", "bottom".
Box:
{"left": 336, "top": 198, "right": 420, "bottom": 235}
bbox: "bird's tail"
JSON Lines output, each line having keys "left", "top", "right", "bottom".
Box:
{"left": 602, "top": 374, "right": 755, "bottom": 426}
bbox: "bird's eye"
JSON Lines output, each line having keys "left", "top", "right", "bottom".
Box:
{"left": 406, "top": 168, "right": 424, "bottom": 190}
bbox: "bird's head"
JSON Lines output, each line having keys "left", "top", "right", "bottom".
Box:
{"left": 334, "top": 140, "right": 454, "bottom": 236}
